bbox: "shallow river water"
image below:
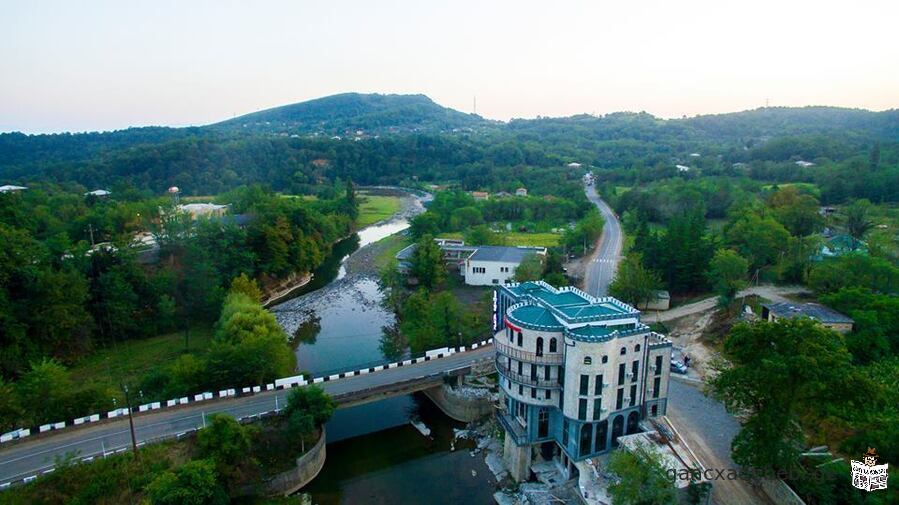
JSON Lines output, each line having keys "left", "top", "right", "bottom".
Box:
{"left": 269, "top": 200, "right": 497, "bottom": 504}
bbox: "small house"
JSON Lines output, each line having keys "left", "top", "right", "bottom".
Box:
{"left": 761, "top": 302, "right": 854, "bottom": 333}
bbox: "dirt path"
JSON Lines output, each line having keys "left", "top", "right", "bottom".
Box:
{"left": 650, "top": 285, "right": 810, "bottom": 323}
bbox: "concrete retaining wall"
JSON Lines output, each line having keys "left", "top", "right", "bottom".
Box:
{"left": 253, "top": 428, "right": 327, "bottom": 496}
{"left": 760, "top": 478, "right": 806, "bottom": 505}
{"left": 422, "top": 384, "right": 494, "bottom": 423}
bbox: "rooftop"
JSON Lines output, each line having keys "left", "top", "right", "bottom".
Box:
{"left": 502, "top": 281, "right": 642, "bottom": 339}
{"left": 470, "top": 245, "right": 545, "bottom": 263}
{"left": 763, "top": 302, "right": 853, "bottom": 324}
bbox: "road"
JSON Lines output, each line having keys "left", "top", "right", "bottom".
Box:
{"left": 668, "top": 378, "right": 772, "bottom": 505}
{"left": 582, "top": 183, "right": 768, "bottom": 504}
{"left": 0, "top": 346, "right": 493, "bottom": 486}
{"left": 583, "top": 184, "right": 623, "bottom": 297}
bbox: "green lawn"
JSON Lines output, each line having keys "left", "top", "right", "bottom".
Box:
{"left": 374, "top": 234, "right": 412, "bottom": 270}
{"left": 68, "top": 327, "right": 213, "bottom": 399}
{"left": 438, "top": 231, "right": 560, "bottom": 247}
{"left": 357, "top": 194, "right": 403, "bottom": 227}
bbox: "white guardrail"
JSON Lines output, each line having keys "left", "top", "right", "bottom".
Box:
{"left": 0, "top": 339, "right": 494, "bottom": 488}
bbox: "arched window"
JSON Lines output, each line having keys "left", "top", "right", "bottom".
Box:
{"left": 549, "top": 338, "right": 557, "bottom": 353}
{"left": 634, "top": 344, "right": 641, "bottom": 352}
{"left": 602, "top": 355, "right": 608, "bottom": 364}
{"left": 620, "top": 347, "right": 626, "bottom": 355}
{"left": 517, "top": 331, "right": 523, "bottom": 347}
{"left": 536, "top": 337, "right": 544, "bottom": 357}
{"left": 583, "top": 356, "right": 592, "bottom": 365}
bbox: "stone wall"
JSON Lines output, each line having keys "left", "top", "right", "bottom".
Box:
{"left": 252, "top": 428, "right": 327, "bottom": 496}
{"left": 423, "top": 384, "right": 494, "bottom": 423}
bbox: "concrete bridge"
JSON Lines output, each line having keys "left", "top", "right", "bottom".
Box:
{"left": 0, "top": 344, "right": 494, "bottom": 488}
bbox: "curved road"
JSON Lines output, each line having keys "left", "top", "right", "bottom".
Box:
{"left": 0, "top": 346, "right": 493, "bottom": 486}
{"left": 584, "top": 184, "right": 623, "bottom": 297}
{"left": 581, "top": 183, "right": 768, "bottom": 505}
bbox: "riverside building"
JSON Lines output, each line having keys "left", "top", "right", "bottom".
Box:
{"left": 493, "top": 281, "right": 673, "bottom": 481}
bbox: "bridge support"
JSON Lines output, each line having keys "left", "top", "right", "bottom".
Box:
{"left": 503, "top": 431, "right": 532, "bottom": 482}
{"left": 422, "top": 384, "right": 493, "bottom": 423}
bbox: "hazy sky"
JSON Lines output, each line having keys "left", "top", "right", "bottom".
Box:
{"left": 2, "top": 0, "right": 898, "bottom": 133}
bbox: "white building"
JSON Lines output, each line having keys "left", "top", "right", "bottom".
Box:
{"left": 463, "top": 245, "right": 546, "bottom": 286}
{"left": 516, "top": 187, "right": 528, "bottom": 197}
{"left": 395, "top": 241, "right": 546, "bottom": 286}
{"left": 0, "top": 185, "right": 27, "bottom": 193}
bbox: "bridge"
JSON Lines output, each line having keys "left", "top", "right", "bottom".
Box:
{"left": 0, "top": 344, "right": 494, "bottom": 487}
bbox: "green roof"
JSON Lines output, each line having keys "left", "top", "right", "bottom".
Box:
{"left": 557, "top": 303, "right": 627, "bottom": 319}
{"left": 509, "top": 305, "right": 563, "bottom": 329}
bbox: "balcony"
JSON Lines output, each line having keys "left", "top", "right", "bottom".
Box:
{"left": 497, "top": 410, "right": 529, "bottom": 446}
{"left": 496, "top": 358, "right": 562, "bottom": 389}
{"left": 495, "top": 339, "right": 565, "bottom": 365}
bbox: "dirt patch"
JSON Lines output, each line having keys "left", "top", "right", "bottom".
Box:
{"left": 665, "top": 311, "right": 719, "bottom": 380}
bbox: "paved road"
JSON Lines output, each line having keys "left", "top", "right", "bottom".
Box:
{"left": 652, "top": 285, "right": 810, "bottom": 323}
{"left": 581, "top": 185, "right": 768, "bottom": 504}
{"left": 583, "top": 184, "right": 623, "bottom": 297}
{"left": 0, "top": 346, "right": 493, "bottom": 486}
{"left": 668, "top": 378, "right": 772, "bottom": 505}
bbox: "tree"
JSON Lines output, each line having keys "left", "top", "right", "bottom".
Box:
{"left": 844, "top": 199, "right": 874, "bottom": 240}
{"left": 808, "top": 254, "right": 899, "bottom": 295}
{"left": 16, "top": 358, "right": 74, "bottom": 425}
{"left": 410, "top": 235, "right": 446, "bottom": 289}
{"left": 284, "top": 385, "right": 335, "bottom": 440}
{"left": 709, "top": 319, "right": 856, "bottom": 471}
{"left": 724, "top": 208, "right": 790, "bottom": 272}
{"left": 606, "top": 443, "right": 677, "bottom": 505}
{"left": 196, "top": 414, "right": 254, "bottom": 481}
{"left": 513, "top": 253, "right": 544, "bottom": 282}
{"left": 146, "top": 459, "right": 228, "bottom": 505}
{"left": 609, "top": 254, "right": 662, "bottom": 308}
{"left": 706, "top": 249, "right": 749, "bottom": 305}
{"left": 464, "top": 224, "right": 503, "bottom": 246}
{"left": 228, "top": 273, "right": 262, "bottom": 303}
{"left": 767, "top": 186, "right": 823, "bottom": 237}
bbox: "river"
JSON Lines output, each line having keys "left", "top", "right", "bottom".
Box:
{"left": 269, "top": 192, "right": 496, "bottom": 504}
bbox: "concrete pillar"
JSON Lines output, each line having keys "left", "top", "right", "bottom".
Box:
{"left": 503, "top": 431, "right": 532, "bottom": 482}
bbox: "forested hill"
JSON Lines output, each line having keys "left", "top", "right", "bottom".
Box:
{"left": 210, "top": 92, "right": 492, "bottom": 134}
{"left": 0, "top": 95, "right": 896, "bottom": 197}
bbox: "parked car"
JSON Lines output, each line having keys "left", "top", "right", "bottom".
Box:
{"left": 670, "top": 360, "right": 688, "bottom": 374}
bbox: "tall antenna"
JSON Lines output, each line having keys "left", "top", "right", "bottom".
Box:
{"left": 473, "top": 95, "right": 477, "bottom": 115}
{"left": 765, "top": 98, "right": 769, "bottom": 108}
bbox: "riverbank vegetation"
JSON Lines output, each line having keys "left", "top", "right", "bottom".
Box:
{"left": 0, "top": 387, "right": 335, "bottom": 505}
{"left": 0, "top": 181, "right": 358, "bottom": 431}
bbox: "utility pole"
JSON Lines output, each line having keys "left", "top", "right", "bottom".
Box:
{"left": 122, "top": 384, "right": 140, "bottom": 460}
{"left": 87, "top": 224, "right": 96, "bottom": 247}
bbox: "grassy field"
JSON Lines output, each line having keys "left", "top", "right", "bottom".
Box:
{"left": 357, "top": 193, "right": 402, "bottom": 227}
{"left": 438, "top": 231, "right": 561, "bottom": 247}
{"left": 373, "top": 234, "right": 412, "bottom": 270}
{"left": 68, "top": 327, "right": 213, "bottom": 399}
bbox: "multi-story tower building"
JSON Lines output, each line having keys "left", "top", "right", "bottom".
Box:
{"left": 493, "top": 281, "right": 673, "bottom": 481}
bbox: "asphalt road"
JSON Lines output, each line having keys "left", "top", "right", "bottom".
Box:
{"left": 583, "top": 184, "right": 623, "bottom": 297}
{"left": 668, "top": 378, "right": 772, "bottom": 505}
{"left": 0, "top": 345, "right": 494, "bottom": 486}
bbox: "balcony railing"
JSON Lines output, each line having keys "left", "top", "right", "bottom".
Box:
{"left": 497, "top": 410, "right": 529, "bottom": 446}
{"left": 495, "top": 339, "right": 565, "bottom": 365}
{"left": 495, "top": 358, "right": 562, "bottom": 389}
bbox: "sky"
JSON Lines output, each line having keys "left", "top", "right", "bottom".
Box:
{"left": 2, "top": 0, "right": 898, "bottom": 133}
